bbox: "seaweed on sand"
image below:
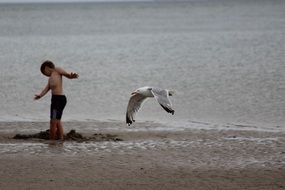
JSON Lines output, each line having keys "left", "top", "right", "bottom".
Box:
{"left": 13, "top": 129, "right": 122, "bottom": 142}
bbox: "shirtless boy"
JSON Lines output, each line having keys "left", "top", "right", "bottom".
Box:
{"left": 34, "top": 60, "right": 79, "bottom": 140}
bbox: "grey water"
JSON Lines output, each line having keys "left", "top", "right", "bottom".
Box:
{"left": 0, "top": 0, "right": 284, "bottom": 130}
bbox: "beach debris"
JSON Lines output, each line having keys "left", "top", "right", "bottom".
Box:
{"left": 13, "top": 129, "right": 122, "bottom": 142}
{"left": 93, "top": 133, "right": 123, "bottom": 142}
{"left": 65, "top": 129, "right": 84, "bottom": 141}
{"left": 13, "top": 130, "right": 50, "bottom": 140}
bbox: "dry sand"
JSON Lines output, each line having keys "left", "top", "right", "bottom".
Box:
{"left": 0, "top": 121, "right": 285, "bottom": 190}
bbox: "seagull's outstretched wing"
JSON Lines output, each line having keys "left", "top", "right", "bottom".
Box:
{"left": 126, "top": 94, "right": 148, "bottom": 126}
{"left": 151, "top": 88, "right": 175, "bottom": 115}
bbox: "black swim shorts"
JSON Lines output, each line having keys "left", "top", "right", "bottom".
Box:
{"left": 50, "top": 95, "right": 67, "bottom": 120}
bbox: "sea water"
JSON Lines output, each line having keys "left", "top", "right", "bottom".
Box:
{"left": 0, "top": 0, "right": 284, "bottom": 130}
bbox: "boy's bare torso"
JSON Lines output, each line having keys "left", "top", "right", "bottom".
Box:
{"left": 49, "top": 68, "right": 64, "bottom": 95}
{"left": 34, "top": 65, "right": 78, "bottom": 100}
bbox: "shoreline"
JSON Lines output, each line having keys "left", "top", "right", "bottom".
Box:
{"left": 0, "top": 121, "right": 284, "bottom": 189}
{"left": 0, "top": 119, "right": 283, "bottom": 133}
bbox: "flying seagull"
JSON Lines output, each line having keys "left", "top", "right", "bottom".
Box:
{"left": 126, "top": 86, "right": 175, "bottom": 126}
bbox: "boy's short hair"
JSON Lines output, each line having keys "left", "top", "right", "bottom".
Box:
{"left": 41, "top": 60, "right": 55, "bottom": 75}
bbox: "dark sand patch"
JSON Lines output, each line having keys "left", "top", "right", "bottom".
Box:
{"left": 13, "top": 129, "right": 123, "bottom": 142}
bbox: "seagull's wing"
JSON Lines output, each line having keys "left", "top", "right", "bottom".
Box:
{"left": 151, "top": 88, "right": 175, "bottom": 115}
{"left": 126, "top": 94, "right": 148, "bottom": 126}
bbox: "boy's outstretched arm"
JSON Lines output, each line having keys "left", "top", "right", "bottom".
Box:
{"left": 34, "top": 82, "right": 50, "bottom": 100}
{"left": 56, "top": 67, "right": 79, "bottom": 79}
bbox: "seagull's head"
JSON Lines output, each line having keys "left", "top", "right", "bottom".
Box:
{"left": 131, "top": 87, "right": 152, "bottom": 96}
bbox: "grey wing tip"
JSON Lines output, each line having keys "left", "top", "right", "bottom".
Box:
{"left": 160, "top": 104, "right": 175, "bottom": 115}
{"left": 126, "top": 114, "right": 132, "bottom": 126}
{"left": 126, "top": 114, "right": 135, "bottom": 126}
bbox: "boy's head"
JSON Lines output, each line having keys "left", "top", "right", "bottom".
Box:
{"left": 41, "top": 60, "right": 55, "bottom": 76}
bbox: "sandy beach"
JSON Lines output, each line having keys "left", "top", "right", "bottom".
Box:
{"left": 0, "top": 121, "right": 284, "bottom": 190}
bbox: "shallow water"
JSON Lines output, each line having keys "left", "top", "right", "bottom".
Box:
{"left": 1, "top": 132, "right": 284, "bottom": 169}
{"left": 0, "top": 0, "right": 285, "bottom": 129}
{"left": 0, "top": 119, "right": 284, "bottom": 170}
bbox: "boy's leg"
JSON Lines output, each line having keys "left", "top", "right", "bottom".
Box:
{"left": 57, "top": 120, "right": 64, "bottom": 140}
{"left": 50, "top": 95, "right": 67, "bottom": 140}
{"left": 50, "top": 119, "right": 58, "bottom": 140}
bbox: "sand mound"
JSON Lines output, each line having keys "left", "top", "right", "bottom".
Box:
{"left": 13, "top": 129, "right": 122, "bottom": 142}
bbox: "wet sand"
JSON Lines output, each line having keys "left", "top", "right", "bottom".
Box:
{"left": 0, "top": 121, "right": 285, "bottom": 190}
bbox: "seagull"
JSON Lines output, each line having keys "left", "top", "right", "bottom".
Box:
{"left": 126, "top": 86, "right": 175, "bottom": 126}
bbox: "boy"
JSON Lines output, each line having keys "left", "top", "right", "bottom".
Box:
{"left": 34, "top": 60, "right": 79, "bottom": 140}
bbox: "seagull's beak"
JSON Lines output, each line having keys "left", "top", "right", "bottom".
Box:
{"left": 131, "top": 92, "right": 137, "bottom": 96}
